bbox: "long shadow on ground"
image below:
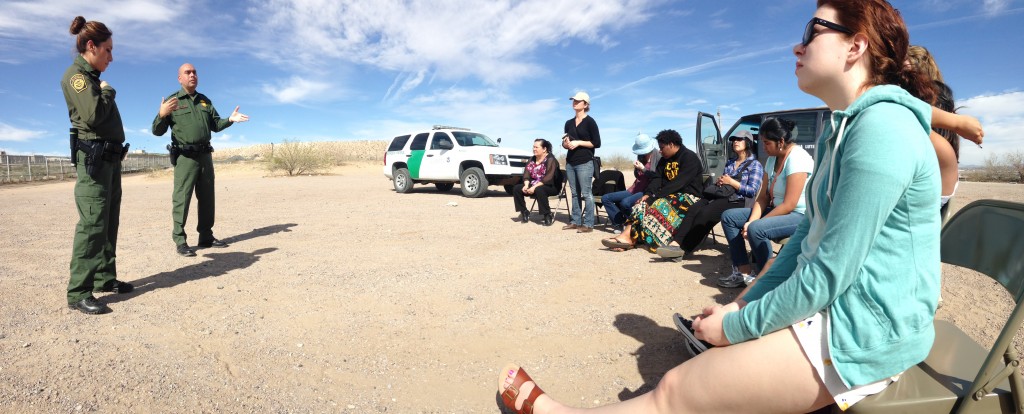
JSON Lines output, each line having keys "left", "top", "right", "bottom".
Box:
{"left": 104, "top": 247, "right": 276, "bottom": 304}
{"left": 218, "top": 223, "right": 297, "bottom": 245}
{"left": 613, "top": 313, "right": 690, "bottom": 401}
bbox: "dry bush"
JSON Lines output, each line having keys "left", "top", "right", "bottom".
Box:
{"left": 964, "top": 151, "right": 1023, "bottom": 183}
{"left": 267, "top": 140, "right": 331, "bottom": 176}
{"left": 214, "top": 140, "right": 388, "bottom": 166}
{"left": 601, "top": 152, "right": 635, "bottom": 171}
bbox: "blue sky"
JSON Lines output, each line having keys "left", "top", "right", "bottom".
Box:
{"left": 1, "top": 0, "right": 1021, "bottom": 166}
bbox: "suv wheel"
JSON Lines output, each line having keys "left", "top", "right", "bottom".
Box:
{"left": 435, "top": 182, "right": 454, "bottom": 192}
{"left": 393, "top": 168, "right": 413, "bottom": 193}
{"left": 460, "top": 167, "right": 488, "bottom": 198}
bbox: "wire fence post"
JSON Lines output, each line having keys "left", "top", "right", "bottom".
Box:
{"left": 27, "top": 156, "right": 32, "bottom": 181}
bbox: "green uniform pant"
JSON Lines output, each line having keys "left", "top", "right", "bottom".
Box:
{"left": 172, "top": 152, "right": 216, "bottom": 245}
{"left": 68, "top": 151, "right": 121, "bottom": 304}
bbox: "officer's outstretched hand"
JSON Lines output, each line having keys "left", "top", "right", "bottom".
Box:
{"left": 159, "top": 97, "right": 178, "bottom": 118}
{"left": 229, "top": 106, "right": 250, "bottom": 123}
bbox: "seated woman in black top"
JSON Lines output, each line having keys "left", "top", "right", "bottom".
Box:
{"left": 601, "top": 129, "right": 704, "bottom": 251}
{"left": 512, "top": 139, "right": 559, "bottom": 226}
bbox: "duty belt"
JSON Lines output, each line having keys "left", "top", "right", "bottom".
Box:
{"left": 171, "top": 143, "right": 214, "bottom": 153}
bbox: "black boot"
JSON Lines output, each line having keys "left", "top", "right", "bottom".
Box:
{"left": 543, "top": 213, "right": 555, "bottom": 226}
{"left": 520, "top": 211, "right": 530, "bottom": 223}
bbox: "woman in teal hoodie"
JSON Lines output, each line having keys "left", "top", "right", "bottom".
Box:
{"left": 496, "top": 1, "right": 941, "bottom": 413}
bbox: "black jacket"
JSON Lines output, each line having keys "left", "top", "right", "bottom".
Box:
{"left": 644, "top": 145, "right": 703, "bottom": 200}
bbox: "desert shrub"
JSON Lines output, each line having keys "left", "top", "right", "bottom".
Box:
{"left": 601, "top": 153, "right": 635, "bottom": 171}
{"left": 268, "top": 140, "right": 331, "bottom": 176}
{"left": 966, "top": 151, "right": 1023, "bottom": 183}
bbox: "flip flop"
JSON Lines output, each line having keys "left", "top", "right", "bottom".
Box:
{"left": 601, "top": 238, "right": 634, "bottom": 250}
{"left": 497, "top": 364, "right": 545, "bottom": 414}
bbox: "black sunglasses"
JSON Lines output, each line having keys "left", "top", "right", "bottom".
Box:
{"left": 802, "top": 17, "right": 853, "bottom": 47}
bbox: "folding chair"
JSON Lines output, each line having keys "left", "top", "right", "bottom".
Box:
{"left": 529, "top": 168, "right": 567, "bottom": 221}
{"left": 840, "top": 199, "right": 1024, "bottom": 413}
{"left": 593, "top": 169, "right": 625, "bottom": 226}
{"left": 941, "top": 197, "right": 954, "bottom": 227}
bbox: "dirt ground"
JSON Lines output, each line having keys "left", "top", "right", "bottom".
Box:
{"left": 1, "top": 162, "right": 1022, "bottom": 413}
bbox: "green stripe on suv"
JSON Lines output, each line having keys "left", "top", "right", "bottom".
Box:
{"left": 408, "top": 150, "right": 425, "bottom": 179}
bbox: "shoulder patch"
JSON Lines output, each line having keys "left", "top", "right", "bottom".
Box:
{"left": 70, "top": 74, "right": 87, "bottom": 93}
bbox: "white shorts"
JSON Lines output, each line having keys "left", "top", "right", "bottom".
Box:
{"left": 791, "top": 312, "right": 899, "bottom": 411}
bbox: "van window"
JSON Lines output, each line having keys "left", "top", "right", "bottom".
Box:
{"left": 777, "top": 112, "right": 821, "bottom": 144}
{"left": 729, "top": 117, "right": 762, "bottom": 143}
{"left": 410, "top": 133, "right": 429, "bottom": 151}
{"left": 388, "top": 135, "right": 410, "bottom": 151}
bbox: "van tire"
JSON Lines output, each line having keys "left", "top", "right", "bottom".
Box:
{"left": 435, "top": 183, "right": 455, "bottom": 192}
{"left": 393, "top": 168, "right": 413, "bottom": 193}
{"left": 460, "top": 167, "right": 488, "bottom": 198}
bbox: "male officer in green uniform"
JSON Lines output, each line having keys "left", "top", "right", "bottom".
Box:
{"left": 152, "top": 63, "right": 248, "bottom": 257}
{"left": 62, "top": 16, "right": 133, "bottom": 315}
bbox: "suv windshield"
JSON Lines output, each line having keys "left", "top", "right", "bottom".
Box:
{"left": 452, "top": 131, "right": 498, "bottom": 147}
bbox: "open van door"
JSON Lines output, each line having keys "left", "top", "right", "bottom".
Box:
{"left": 696, "top": 111, "right": 725, "bottom": 180}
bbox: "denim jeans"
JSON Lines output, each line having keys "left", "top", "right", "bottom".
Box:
{"left": 565, "top": 161, "right": 595, "bottom": 227}
{"left": 601, "top": 190, "right": 643, "bottom": 226}
{"left": 720, "top": 207, "right": 805, "bottom": 272}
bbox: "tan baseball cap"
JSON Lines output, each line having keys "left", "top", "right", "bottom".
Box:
{"left": 569, "top": 91, "right": 590, "bottom": 104}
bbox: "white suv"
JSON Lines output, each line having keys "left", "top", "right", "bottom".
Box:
{"left": 383, "top": 126, "right": 531, "bottom": 198}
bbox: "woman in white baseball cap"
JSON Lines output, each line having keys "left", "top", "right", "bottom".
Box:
{"left": 561, "top": 91, "right": 601, "bottom": 233}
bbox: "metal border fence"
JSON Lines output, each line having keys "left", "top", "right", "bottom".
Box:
{"left": 1, "top": 153, "right": 171, "bottom": 184}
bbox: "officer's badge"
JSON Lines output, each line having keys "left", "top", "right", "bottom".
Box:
{"left": 70, "top": 74, "right": 87, "bottom": 93}
{"left": 200, "top": 100, "right": 208, "bottom": 107}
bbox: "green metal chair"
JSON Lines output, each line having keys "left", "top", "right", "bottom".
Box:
{"left": 842, "top": 199, "right": 1024, "bottom": 413}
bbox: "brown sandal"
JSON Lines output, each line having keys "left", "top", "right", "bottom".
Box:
{"left": 498, "top": 364, "right": 546, "bottom": 414}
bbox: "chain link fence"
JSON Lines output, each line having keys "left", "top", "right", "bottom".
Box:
{"left": 0, "top": 152, "right": 171, "bottom": 184}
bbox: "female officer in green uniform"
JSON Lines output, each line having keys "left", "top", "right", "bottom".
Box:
{"left": 61, "top": 16, "right": 133, "bottom": 315}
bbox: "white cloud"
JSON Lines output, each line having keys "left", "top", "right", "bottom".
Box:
{"left": 247, "top": 0, "right": 655, "bottom": 88}
{"left": 956, "top": 91, "right": 1024, "bottom": 166}
{"left": 600, "top": 45, "right": 791, "bottom": 98}
{"left": 0, "top": 122, "right": 46, "bottom": 142}
{"left": 0, "top": 0, "right": 237, "bottom": 63}
{"left": 346, "top": 87, "right": 562, "bottom": 149}
{"left": 984, "top": 0, "right": 1011, "bottom": 14}
{"left": 261, "top": 76, "right": 335, "bottom": 104}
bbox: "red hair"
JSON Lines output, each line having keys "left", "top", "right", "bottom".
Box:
{"left": 817, "top": 0, "right": 936, "bottom": 103}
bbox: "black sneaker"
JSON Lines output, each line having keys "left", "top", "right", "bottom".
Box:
{"left": 673, "top": 313, "right": 713, "bottom": 356}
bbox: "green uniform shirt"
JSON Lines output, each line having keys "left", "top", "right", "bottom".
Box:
{"left": 151, "top": 88, "right": 233, "bottom": 145}
{"left": 60, "top": 55, "right": 124, "bottom": 143}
